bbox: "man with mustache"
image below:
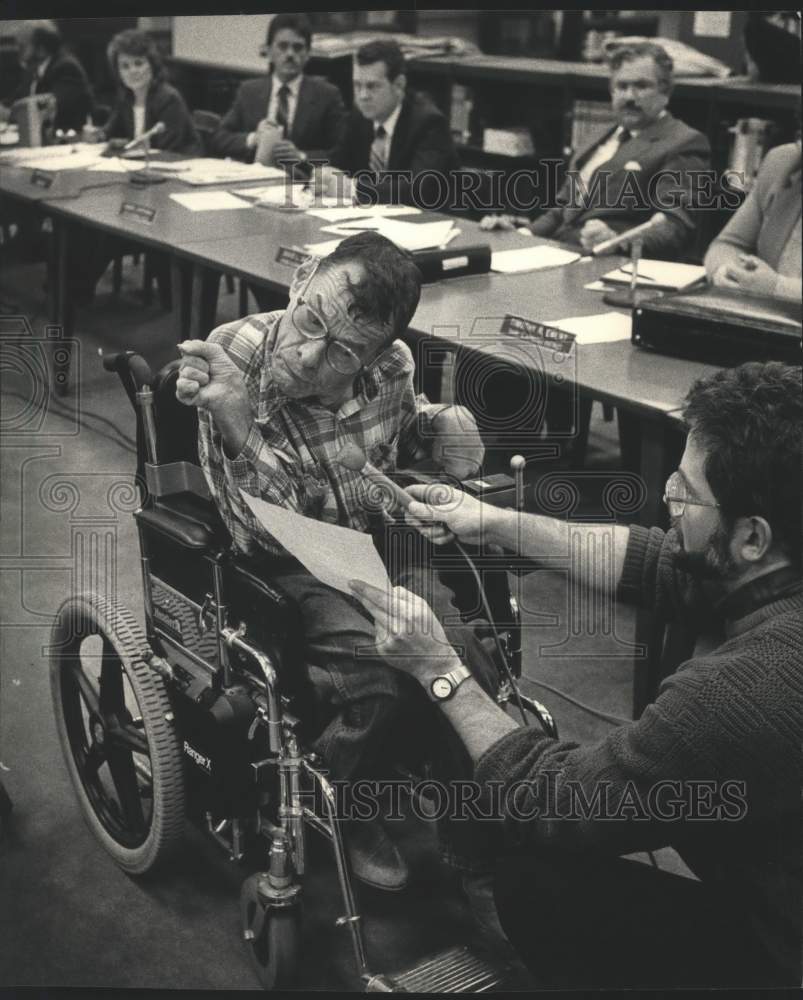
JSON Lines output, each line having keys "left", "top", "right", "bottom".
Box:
{"left": 481, "top": 41, "right": 711, "bottom": 258}
{"left": 350, "top": 361, "right": 803, "bottom": 987}
{"left": 210, "top": 12, "right": 345, "bottom": 168}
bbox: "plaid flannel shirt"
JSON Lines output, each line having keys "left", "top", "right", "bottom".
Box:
{"left": 197, "top": 310, "right": 447, "bottom": 556}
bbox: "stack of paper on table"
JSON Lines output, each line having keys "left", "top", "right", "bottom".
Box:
{"left": 600, "top": 259, "right": 706, "bottom": 291}
{"left": 2, "top": 146, "right": 106, "bottom": 171}
{"left": 309, "top": 218, "right": 456, "bottom": 254}
{"left": 491, "top": 245, "right": 580, "bottom": 273}
{"left": 0, "top": 142, "right": 99, "bottom": 163}
{"left": 169, "top": 191, "right": 251, "bottom": 211}
{"left": 240, "top": 491, "right": 390, "bottom": 597}
{"left": 546, "top": 312, "right": 632, "bottom": 344}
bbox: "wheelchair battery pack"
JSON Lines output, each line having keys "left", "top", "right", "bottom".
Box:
{"left": 632, "top": 285, "right": 803, "bottom": 366}
{"left": 413, "top": 243, "right": 491, "bottom": 284}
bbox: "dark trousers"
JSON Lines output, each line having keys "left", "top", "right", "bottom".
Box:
{"left": 269, "top": 522, "right": 501, "bottom": 868}
{"left": 494, "top": 848, "right": 798, "bottom": 988}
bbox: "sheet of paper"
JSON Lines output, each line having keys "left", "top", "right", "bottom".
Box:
{"left": 306, "top": 203, "right": 422, "bottom": 223}
{"left": 169, "top": 190, "right": 251, "bottom": 211}
{"left": 176, "top": 158, "right": 286, "bottom": 185}
{"left": 0, "top": 141, "right": 97, "bottom": 162}
{"left": 87, "top": 157, "right": 153, "bottom": 173}
{"left": 373, "top": 218, "right": 457, "bottom": 251}
{"left": 7, "top": 149, "right": 105, "bottom": 171}
{"left": 546, "top": 312, "right": 632, "bottom": 344}
{"left": 602, "top": 260, "right": 706, "bottom": 290}
{"left": 491, "top": 245, "right": 580, "bottom": 273}
{"left": 240, "top": 492, "right": 390, "bottom": 597}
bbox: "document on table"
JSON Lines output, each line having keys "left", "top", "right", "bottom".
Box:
{"left": 240, "top": 491, "right": 390, "bottom": 597}
{"left": 305, "top": 238, "right": 344, "bottom": 257}
{"left": 306, "top": 203, "right": 422, "bottom": 223}
{"left": 307, "top": 219, "right": 456, "bottom": 254}
{"left": 5, "top": 149, "right": 105, "bottom": 171}
{"left": 87, "top": 157, "right": 153, "bottom": 173}
{"left": 546, "top": 312, "right": 632, "bottom": 344}
{"left": 176, "top": 158, "right": 286, "bottom": 185}
{"left": 491, "top": 245, "right": 580, "bottom": 273}
{"left": 169, "top": 190, "right": 251, "bottom": 211}
{"left": 0, "top": 141, "right": 98, "bottom": 162}
{"left": 600, "top": 259, "right": 707, "bottom": 291}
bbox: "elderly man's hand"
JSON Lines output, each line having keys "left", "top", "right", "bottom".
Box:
{"left": 713, "top": 254, "right": 779, "bottom": 297}
{"left": 312, "top": 164, "right": 354, "bottom": 202}
{"left": 272, "top": 138, "right": 304, "bottom": 166}
{"left": 348, "top": 580, "right": 460, "bottom": 685}
{"left": 579, "top": 218, "right": 618, "bottom": 253}
{"left": 479, "top": 213, "right": 530, "bottom": 232}
{"left": 176, "top": 340, "right": 248, "bottom": 415}
{"left": 403, "top": 483, "right": 489, "bottom": 547}
{"left": 431, "top": 405, "right": 484, "bottom": 481}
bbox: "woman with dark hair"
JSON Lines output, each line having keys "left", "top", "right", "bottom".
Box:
{"left": 103, "top": 28, "right": 200, "bottom": 154}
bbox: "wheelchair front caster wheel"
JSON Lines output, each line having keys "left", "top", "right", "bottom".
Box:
{"left": 50, "top": 593, "right": 185, "bottom": 875}
{"left": 240, "top": 874, "right": 301, "bottom": 990}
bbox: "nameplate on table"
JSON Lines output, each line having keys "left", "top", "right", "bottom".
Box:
{"left": 501, "top": 314, "right": 576, "bottom": 353}
{"left": 30, "top": 169, "right": 54, "bottom": 189}
{"left": 276, "top": 245, "right": 310, "bottom": 268}
{"left": 119, "top": 201, "right": 156, "bottom": 224}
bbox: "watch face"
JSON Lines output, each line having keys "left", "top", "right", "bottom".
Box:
{"left": 431, "top": 676, "right": 453, "bottom": 700}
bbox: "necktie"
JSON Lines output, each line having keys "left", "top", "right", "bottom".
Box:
{"left": 578, "top": 127, "right": 631, "bottom": 188}
{"left": 369, "top": 124, "right": 387, "bottom": 175}
{"left": 275, "top": 84, "right": 290, "bottom": 138}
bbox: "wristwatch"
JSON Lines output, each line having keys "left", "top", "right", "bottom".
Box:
{"left": 429, "top": 663, "right": 473, "bottom": 702}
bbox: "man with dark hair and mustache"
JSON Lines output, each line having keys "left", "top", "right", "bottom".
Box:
{"left": 349, "top": 361, "right": 803, "bottom": 988}
{"left": 481, "top": 41, "right": 711, "bottom": 258}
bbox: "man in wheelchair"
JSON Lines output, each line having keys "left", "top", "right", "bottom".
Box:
{"left": 177, "top": 232, "right": 500, "bottom": 891}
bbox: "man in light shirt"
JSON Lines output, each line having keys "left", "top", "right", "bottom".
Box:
{"left": 210, "top": 13, "right": 345, "bottom": 169}
{"left": 482, "top": 42, "right": 711, "bottom": 259}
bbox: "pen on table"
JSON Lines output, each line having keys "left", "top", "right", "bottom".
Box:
{"left": 618, "top": 266, "right": 656, "bottom": 281}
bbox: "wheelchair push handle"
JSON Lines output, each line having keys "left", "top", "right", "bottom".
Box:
{"left": 100, "top": 349, "right": 154, "bottom": 391}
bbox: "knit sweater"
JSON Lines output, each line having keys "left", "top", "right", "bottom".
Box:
{"left": 476, "top": 525, "right": 803, "bottom": 981}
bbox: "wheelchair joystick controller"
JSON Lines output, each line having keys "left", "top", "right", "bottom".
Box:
{"left": 336, "top": 443, "right": 414, "bottom": 512}
{"left": 510, "top": 455, "right": 526, "bottom": 512}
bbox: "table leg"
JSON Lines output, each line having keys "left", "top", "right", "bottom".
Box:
{"left": 170, "top": 255, "right": 189, "bottom": 343}
{"left": 189, "top": 264, "right": 221, "bottom": 341}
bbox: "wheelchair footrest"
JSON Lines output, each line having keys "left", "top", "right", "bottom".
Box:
{"left": 370, "top": 945, "right": 509, "bottom": 992}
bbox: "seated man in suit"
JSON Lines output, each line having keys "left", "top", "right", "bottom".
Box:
{"left": 482, "top": 42, "right": 711, "bottom": 259}
{"left": 209, "top": 12, "right": 345, "bottom": 169}
{"left": 0, "top": 19, "right": 92, "bottom": 133}
{"left": 316, "top": 38, "right": 459, "bottom": 209}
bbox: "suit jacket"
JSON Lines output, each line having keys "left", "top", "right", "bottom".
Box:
{"left": 531, "top": 112, "right": 711, "bottom": 258}
{"left": 210, "top": 74, "right": 346, "bottom": 161}
{"left": 330, "top": 90, "right": 459, "bottom": 208}
{"left": 104, "top": 81, "right": 201, "bottom": 155}
{"left": 704, "top": 142, "right": 802, "bottom": 301}
{"left": 15, "top": 51, "right": 93, "bottom": 132}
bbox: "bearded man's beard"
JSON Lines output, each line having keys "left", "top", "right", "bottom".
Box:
{"left": 670, "top": 520, "right": 740, "bottom": 582}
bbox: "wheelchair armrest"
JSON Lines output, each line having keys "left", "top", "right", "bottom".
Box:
{"left": 134, "top": 507, "right": 221, "bottom": 550}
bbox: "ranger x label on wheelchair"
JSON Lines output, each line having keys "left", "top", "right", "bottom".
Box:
{"left": 49, "top": 349, "right": 556, "bottom": 991}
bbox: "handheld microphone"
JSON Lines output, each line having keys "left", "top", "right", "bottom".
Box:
{"left": 591, "top": 212, "right": 668, "bottom": 256}
{"left": 123, "top": 121, "right": 166, "bottom": 152}
{"left": 336, "top": 443, "right": 414, "bottom": 511}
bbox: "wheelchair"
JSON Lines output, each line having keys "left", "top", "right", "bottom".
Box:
{"left": 49, "top": 349, "right": 557, "bottom": 992}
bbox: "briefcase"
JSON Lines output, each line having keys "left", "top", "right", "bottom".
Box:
{"left": 632, "top": 285, "right": 802, "bottom": 366}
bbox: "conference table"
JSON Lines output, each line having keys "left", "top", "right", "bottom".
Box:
{"left": 0, "top": 147, "right": 721, "bottom": 531}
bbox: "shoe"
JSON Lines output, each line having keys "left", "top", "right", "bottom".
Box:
{"left": 346, "top": 818, "right": 409, "bottom": 891}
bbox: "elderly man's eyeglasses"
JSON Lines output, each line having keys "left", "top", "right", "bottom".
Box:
{"left": 663, "top": 471, "right": 721, "bottom": 518}
{"left": 289, "top": 261, "right": 366, "bottom": 376}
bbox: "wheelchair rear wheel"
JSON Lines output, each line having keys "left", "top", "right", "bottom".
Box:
{"left": 240, "top": 874, "right": 301, "bottom": 989}
{"left": 50, "top": 593, "right": 185, "bottom": 875}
